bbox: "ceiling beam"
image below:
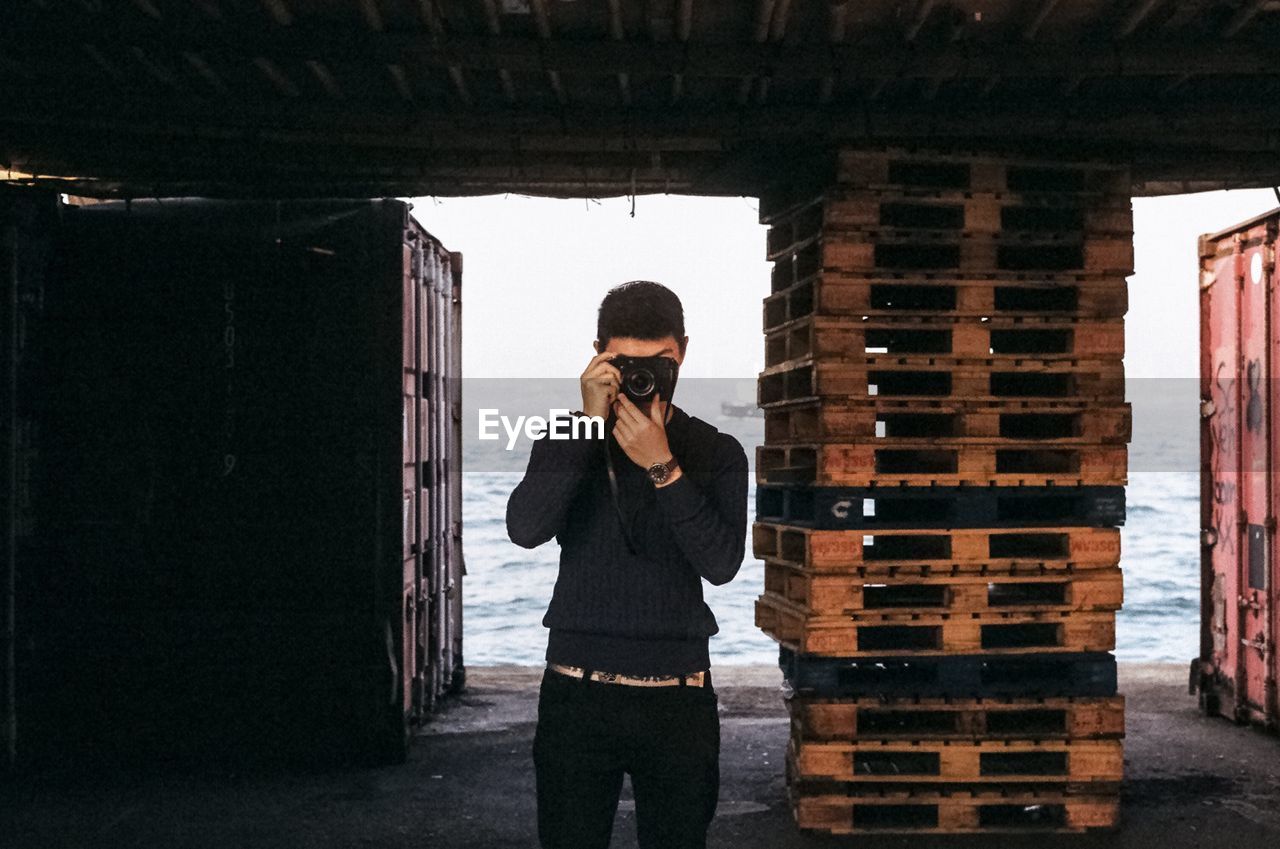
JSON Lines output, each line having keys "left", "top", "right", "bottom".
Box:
{"left": 1117, "top": 0, "right": 1164, "bottom": 38}
{"left": 1223, "top": 0, "right": 1267, "bottom": 37}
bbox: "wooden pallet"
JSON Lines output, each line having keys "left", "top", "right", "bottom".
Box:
{"left": 765, "top": 270, "right": 1127, "bottom": 320}
{"left": 752, "top": 522, "right": 1123, "bottom": 571}
{"left": 763, "top": 398, "right": 1132, "bottom": 445}
{"left": 786, "top": 784, "right": 1121, "bottom": 834}
{"left": 755, "top": 485, "right": 1126, "bottom": 530}
{"left": 764, "top": 189, "right": 1132, "bottom": 259}
{"left": 834, "top": 149, "right": 1130, "bottom": 198}
{"left": 755, "top": 594, "right": 1116, "bottom": 656}
{"left": 787, "top": 695, "right": 1126, "bottom": 741}
{"left": 758, "top": 357, "right": 1125, "bottom": 407}
{"left": 778, "top": 646, "right": 1118, "bottom": 698}
{"left": 787, "top": 736, "right": 1124, "bottom": 784}
{"left": 764, "top": 315, "right": 1125, "bottom": 363}
{"left": 755, "top": 441, "right": 1127, "bottom": 487}
{"left": 764, "top": 561, "right": 1123, "bottom": 617}
{"left": 772, "top": 230, "right": 1132, "bottom": 277}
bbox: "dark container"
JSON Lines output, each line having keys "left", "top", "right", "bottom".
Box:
{"left": 1194, "top": 209, "right": 1280, "bottom": 730}
{"left": 7, "top": 196, "right": 464, "bottom": 768}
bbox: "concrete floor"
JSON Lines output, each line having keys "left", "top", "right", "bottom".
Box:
{"left": 5, "top": 663, "right": 1280, "bottom": 848}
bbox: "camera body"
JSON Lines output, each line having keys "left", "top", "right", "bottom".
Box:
{"left": 612, "top": 354, "right": 679, "bottom": 406}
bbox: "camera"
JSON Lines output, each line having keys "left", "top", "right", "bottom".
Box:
{"left": 611, "top": 354, "right": 679, "bottom": 405}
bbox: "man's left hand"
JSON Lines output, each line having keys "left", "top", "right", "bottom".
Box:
{"left": 612, "top": 393, "right": 675, "bottom": 472}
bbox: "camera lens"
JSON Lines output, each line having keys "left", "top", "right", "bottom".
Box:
{"left": 626, "top": 368, "right": 656, "bottom": 398}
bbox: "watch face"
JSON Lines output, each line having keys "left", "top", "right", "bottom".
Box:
{"left": 647, "top": 463, "right": 669, "bottom": 483}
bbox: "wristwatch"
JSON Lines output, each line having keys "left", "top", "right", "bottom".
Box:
{"left": 646, "top": 455, "right": 680, "bottom": 485}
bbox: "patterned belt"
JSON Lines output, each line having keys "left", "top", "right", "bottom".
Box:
{"left": 547, "top": 662, "right": 709, "bottom": 688}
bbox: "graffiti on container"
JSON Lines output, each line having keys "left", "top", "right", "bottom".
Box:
{"left": 1209, "top": 358, "right": 1237, "bottom": 559}
{"left": 1246, "top": 359, "right": 1263, "bottom": 432}
{"left": 222, "top": 275, "right": 237, "bottom": 475}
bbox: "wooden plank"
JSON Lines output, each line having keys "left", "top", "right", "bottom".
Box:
{"left": 771, "top": 230, "right": 1134, "bottom": 275}
{"left": 764, "top": 561, "right": 1124, "bottom": 616}
{"left": 833, "top": 149, "right": 1130, "bottom": 196}
{"left": 787, "top": 785, "right": 1121, "bottom": 833}
{"left": 787, "top": 736, "right": 1124, "bottom": 784}
{"left": 765, "top": 270, "right": 1128, "bottom": 321}
{"left": 755, "top": 441, "right": 1127, "bottom": 487}
{"left": 763, "top": 398, "right": 1132, "bottom": 445}
{"left": 788, "top": 695, "right": 1126, "bottom": 741}
{"left": 763, "top": 315, "right": 1125, "bottom": 362}
{"left": 763, "top": 190, "right": 1133, "bottom": 257}
{"left": 757, "top": 357, "right": 1126, "bottom": 407}
{"left": 752, "top": 523, "right": 1123, "bottom": 570}
{"left": 755, "top": 593, "right": 1116, "bottom": 656}
{"left": 755, "top": 483, "right": 1126, "bottom": 529}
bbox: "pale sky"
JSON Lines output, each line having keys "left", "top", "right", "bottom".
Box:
{"left": 405, "top": 188, "right": 1280, "bottom": 381}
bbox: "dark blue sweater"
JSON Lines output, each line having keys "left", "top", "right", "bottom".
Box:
{"left": 505, "top": 404, "right": 750, "bottom": 676}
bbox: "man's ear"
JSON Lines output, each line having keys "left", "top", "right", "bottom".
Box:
{"left": 677, "top": 335, "right": 689, "bottom": 363}
{"left": 593, "top": 339, "right": 601, "bottom": 354}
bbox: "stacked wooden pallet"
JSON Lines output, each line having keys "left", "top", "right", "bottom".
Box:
{"left": 754, "top": 148, "right": 1130, "bottom": 835}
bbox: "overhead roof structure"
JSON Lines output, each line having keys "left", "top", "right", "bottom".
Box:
{"left": 3, "top": 0, "right": 1280, "bottom": 198}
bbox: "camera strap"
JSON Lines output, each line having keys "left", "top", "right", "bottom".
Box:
{"left": 603, "top": 417, "right": 639, "bottom": 555}
{"left": 602, "top": 402, "right": 674, "bottom": 557}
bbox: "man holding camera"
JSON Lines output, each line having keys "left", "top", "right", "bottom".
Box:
{"left": 506, "top": 280, "right": 750, "bottom": 849}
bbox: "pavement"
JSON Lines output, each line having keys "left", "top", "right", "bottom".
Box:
{"left": 5, "top": 663, "right": 1280, "bottom": 848}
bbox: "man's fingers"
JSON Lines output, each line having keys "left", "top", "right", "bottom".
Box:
{"left": 613, "top": 394, "right": 648, "bottom": 427}
{"left": 649, "top": 393, "right": 665, "bottom": 424}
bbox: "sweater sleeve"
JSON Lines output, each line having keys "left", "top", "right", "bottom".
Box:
{"left": 652, "top": 435, "right": 750, "bottom": 586}
{"left": 505, "top": 412, "right": 604, "bottom": 549}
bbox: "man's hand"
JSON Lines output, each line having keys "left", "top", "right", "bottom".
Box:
{"left": 580, "top": 352, "right": 621, "bottom": 419}
{"left": 612, "top": 393, "right": 680, "bottom": 484}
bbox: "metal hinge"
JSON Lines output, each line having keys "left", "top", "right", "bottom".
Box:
{"left": 1201, "top": 527, "right": 1218, "bottom": 548}
{"left": 1201, "top": 398, "right": 1216, "bottom": 418}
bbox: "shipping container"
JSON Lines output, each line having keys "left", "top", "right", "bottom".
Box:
{"left": 1195, "top": 209, "right": 1280, "bottom": 730}
{"left": 4, "top": 195, "right": 464, "bottom": 768}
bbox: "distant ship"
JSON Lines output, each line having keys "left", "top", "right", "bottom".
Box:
{"left": 721, "top": 401, "right": 763, "bottom": 418}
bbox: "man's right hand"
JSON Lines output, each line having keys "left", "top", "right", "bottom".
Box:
{"left": 580, "top": 352, "right": 621, "bottom": 419}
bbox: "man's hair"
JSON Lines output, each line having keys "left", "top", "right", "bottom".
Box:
{"left": 596, "top": 280, "right": 686, "bottom": 352}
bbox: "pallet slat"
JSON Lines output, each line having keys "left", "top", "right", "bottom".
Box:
{"left": 763, "top": 190, "right": 1133, "bottom": 261}
{"left": 758, "top": 357, "right": 1126, "bottom": 407}
{"left": 764, "top": 315, "right": 1124, "bottom": 362}
{"left": 778, "top": 646, "right": 1118, "bottom": 698}
{"left": 788, "top": 736, "right": 1123, "bottom": 784}
{"left": 764, "top": 561, "right": 1123, "bottom": 616}
{"left": 788, "top": 695, "right": 1126, "bottom": 741}
{"left": 765, "top": 272, "right": 1128, "bottom": 323}
{"left": 753, "top": 522, "right": 1122, "bottom": 571}
{"left": 756, "top": 594, "right": 1116, "bottom": 656}
{"left": 756, "top": 441, "right": 1127, "bottom": 487}
{"left": 773, "top": 231, "right": 1133, "bottom": 276}
{"left": 755, "top": 485, "right": 1126, "bottom": 529}
{"left": 786, "top": 783, "right": 1121, "bottom": 834}
{"left": 763, "top": 398, "right": 1132, "bottom": 445}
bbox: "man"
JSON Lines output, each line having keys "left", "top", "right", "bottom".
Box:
{"left": 506, "top": 280, "right": 750, "bottom": 849}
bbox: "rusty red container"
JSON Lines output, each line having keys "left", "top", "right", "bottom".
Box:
{"left": 1195, "top": 209, "right": 1280, "bottom": 729}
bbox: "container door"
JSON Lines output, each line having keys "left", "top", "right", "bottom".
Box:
{"left": 1238, "top": 229, "right": 1272, "bottom": 721}
{"left": 1202, "top": 234, "right": 1243, "bottom": 714}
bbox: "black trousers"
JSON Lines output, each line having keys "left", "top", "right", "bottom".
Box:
{"left": 532, "top": 667, "right": 720, "bottom": 849}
